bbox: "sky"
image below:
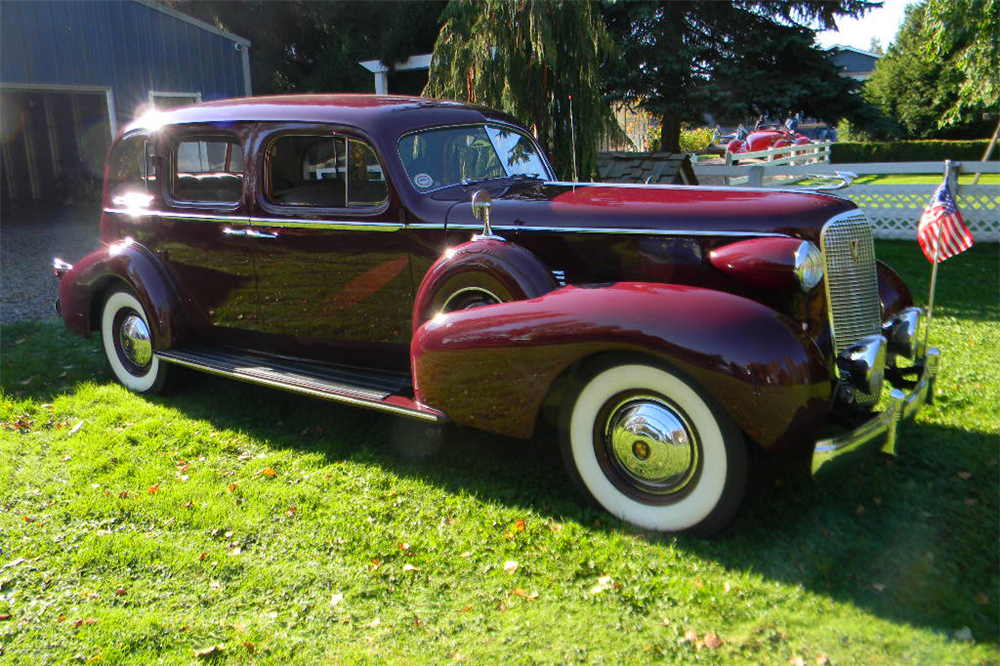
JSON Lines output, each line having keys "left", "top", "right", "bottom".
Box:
{"left": 815, "top": 0, "right": 922, "bottom": 52}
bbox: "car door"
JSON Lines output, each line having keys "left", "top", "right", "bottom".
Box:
{"left": 248, "top": 125, "right": 413, "bottom": 371}
{"left": 154, "top": 125, "right": 262, "bottom": 344}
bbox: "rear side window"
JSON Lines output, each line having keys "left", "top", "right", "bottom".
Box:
{"left": 108, "top": 133, "right": 154, "bottom": 203}
{"left": 173, "top": 138, "right": 244, "bottom": 204}
{"left": 269, "top": 134, "right": 387, "bottom": 208}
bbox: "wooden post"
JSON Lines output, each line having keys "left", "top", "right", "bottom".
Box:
{"left": 971, "top": 119, "right": 999, "bottom": 185}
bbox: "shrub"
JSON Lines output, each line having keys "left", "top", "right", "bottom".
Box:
{"left": 831, "top": 139, "right": 996, "bottom": 163}
{"left": 679, "top": 127, "right": 715, "bottom": 154}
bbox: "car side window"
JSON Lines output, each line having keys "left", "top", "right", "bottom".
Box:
{"left": 172, "top": 137, "right": 243, "bottom": 204}
{"left": 269, "top": 134, "right": 387, "bottom": 208}
{"left": 108, "top": 133, "right": 154, "bottom": 203}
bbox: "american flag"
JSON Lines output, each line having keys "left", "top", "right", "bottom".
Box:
{"left": 917, "top": 181, "right": 974, "bottom": 263}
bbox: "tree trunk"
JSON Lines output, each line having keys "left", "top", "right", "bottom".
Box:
{"left": 660, "top": 114, "right": 681, "bottom": 153}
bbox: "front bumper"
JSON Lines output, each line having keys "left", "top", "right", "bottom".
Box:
{"left": 812, "top": 347, "right": 940, "bottom": 475}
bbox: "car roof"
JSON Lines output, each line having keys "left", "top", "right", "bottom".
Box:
{"left": 120, "top": 94, "right": 524, "bottom": 140}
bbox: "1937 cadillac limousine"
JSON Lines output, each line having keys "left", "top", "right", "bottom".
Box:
{"left": 53, "top": 95, "right": 939, "bottom": 535}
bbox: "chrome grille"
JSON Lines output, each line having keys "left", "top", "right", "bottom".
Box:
{"left": 821, "top": 212, "right": 882, "bottom": 403}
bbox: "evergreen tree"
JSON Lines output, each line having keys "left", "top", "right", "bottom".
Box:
{"left": 600, "top": 1, "right": 879, "bottom": 152}
{"left": 424, "top": 0, "right": 616, "bottom": 179}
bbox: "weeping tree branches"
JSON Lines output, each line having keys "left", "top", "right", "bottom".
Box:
{"left": 424, "top": 0, "right": 617, "bottom": 179}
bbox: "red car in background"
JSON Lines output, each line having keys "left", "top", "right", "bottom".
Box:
{"left": 726, "top": 123, "right": 813, "bottom": 154}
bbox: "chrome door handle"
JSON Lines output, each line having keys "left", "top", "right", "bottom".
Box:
{"left": 246, "top": 229, "right": 279, "bottom": 239}
{"left": 222, "top": 227, "right": 247, "bottom": 236}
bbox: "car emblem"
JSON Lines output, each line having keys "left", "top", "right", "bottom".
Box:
{"left": 850, "top": 239, "right": 861, "bottom": 263}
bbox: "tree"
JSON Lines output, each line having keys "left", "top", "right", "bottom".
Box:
{"left": 863, "top": 0, "right": 994, "bottom": 138}
{"left": 920, "top": 0, "right": 999, "bottom": 126}
{"left": 161, "top": 1, "right": 447, "bottom": 95}
{"left": 424, "top": 0, "right": 616, "bottom": 179}
{"left": 600, "top": 1, "right": 880, "bottom": 152}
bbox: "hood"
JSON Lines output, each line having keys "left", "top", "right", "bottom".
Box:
{"left": 441, "top": 181, "right": 856, "bottom": 242}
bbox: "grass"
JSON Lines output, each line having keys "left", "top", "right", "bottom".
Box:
{"left": 848, "top": 174, "right": 1000, "bottom": 186}
{"left": 1, "top": 241, "right": 998, "bottom": 665}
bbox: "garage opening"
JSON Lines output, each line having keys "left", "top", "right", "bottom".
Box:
{"left": 0, "top": 87, "right": 114, "bottom": 205}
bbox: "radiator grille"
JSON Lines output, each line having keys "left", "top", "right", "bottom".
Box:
{"left": 820, "top": 212, "right": 881, "bottom": 355}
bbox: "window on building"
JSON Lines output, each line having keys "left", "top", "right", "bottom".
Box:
{"left": 269, "top": 134, "right": 387, "bottom": 208}
{"left": 173, "top": 138, "right": 244, "bottom": 204}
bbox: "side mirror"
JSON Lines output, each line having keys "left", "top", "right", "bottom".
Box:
{"left": 471, "top": 190, "right": 500, "bottom": 239}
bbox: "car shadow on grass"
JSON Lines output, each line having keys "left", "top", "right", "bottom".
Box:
{"left": 3, "top": 321, "right": 997, "bottom": 646}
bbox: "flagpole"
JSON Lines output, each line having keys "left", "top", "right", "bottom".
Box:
{"left": 922, "top": 159, "right": 956, "bottom": 353}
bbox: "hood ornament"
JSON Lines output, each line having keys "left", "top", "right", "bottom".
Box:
{"left": 471, "top": 190, "right": 505, "bottom": 241}
{"left": 791, "top": 171, "right": 857, "bottom": 192}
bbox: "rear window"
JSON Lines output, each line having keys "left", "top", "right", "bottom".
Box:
{"left": 108, "top": 133, "right": 154, "bottom": 203}
{"left": 173, "top": 138, "right": 244, "bottom": 204}
{"left": 268, "top": 134, "right": 387, "bottom": 208}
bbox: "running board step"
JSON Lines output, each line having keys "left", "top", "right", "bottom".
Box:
{"left": 155, "top": 344, "right": 444, "bottom": 422}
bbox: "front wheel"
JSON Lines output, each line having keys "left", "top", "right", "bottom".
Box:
{"left": 101, "top": 287, "right": 171, "bottom": 394}
{"left": 559, "top": 361, "right": 747, "bottom": 535}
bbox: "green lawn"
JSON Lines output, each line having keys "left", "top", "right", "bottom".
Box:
{"left": 1, "top": 241, "right": 997, "bottom": 665}
{"left": 850, "top": 173, "right": 1000, "bottom": 185}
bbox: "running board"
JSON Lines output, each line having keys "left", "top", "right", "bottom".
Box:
{"left": 155, "top": 344, "right": 445, "bottom": 423}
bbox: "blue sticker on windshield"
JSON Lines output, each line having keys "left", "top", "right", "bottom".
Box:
{"left": 414, "top": 173, "right": 433, "bottom": 189}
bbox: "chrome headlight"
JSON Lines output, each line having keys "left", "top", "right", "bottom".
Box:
{"left": 793, "top": 241, "right": 824, "bottom": 292}
{"left": 836, "top": 334, "right": 887, "bottom": 396}
{"left": 882, "top": 307, "right": 922, "bottom": 359}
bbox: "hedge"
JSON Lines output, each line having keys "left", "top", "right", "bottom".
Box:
{"left": 831, "top": 140, "right": 997, "bottom": 163}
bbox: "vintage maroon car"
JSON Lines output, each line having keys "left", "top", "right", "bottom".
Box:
{"left": 53, "top": 95, "right": 938, "bottom": 535}
{"left": 726, "top": 123, "right": 813, "bottom": 154}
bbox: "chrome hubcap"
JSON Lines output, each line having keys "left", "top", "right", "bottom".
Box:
{"left": 119, "top": 314, "right": 152, "bottom": 367}
{"left": 605, "top": 396, "right": 699, "bottom": 494}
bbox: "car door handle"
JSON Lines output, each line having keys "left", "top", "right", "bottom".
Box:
{"left": 246, "top": 229, "right": 279, "bottom": 239}
{"left": 222, "top": 227, "right": 247, "bottom": 236}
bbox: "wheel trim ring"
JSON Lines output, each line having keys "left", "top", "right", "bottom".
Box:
{"left": 440, "top": 286, "right": 502, "bottom": 312}
{"left": 593, "top": 390, "right": 704, "bottom": 506}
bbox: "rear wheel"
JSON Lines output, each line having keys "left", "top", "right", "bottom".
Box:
{"left": 101, "top": 287, "right": 171, "bottom": 394}
{"left": 559, "top": 360, "right": 747, "bottom": 535}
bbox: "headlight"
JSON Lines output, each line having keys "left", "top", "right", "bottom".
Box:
{"left": 793, "top": 241, "right": 824, "bottom": 292}
{"left": 882, "top": 307, "right": 922, "bottom": 359}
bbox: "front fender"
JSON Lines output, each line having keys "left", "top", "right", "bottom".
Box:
{"left": 412, "top": 282, "right": 832, "bottom": 451}
{"left": 58, "top": 240, "right": 187, "bottom": 349}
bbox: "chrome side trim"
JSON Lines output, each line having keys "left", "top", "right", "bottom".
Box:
{"left": 103, "top": 208, "right": 404, "bottom": 232}
{"left": 812, "top": 347, "right": 940, "bottom": 475}
{"left": 447, "top": 223, "right": 786, "bottom": 238}
{"left": 155, "top": 352, "right": 445, "bottom": 423}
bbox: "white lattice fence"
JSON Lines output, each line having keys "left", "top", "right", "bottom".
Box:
{"left": 841, "top": 184, "right": 1000, "bottom": 241}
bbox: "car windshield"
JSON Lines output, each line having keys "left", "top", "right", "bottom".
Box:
{"left": 398, "top": 124, "right": 550, "bottom": 192}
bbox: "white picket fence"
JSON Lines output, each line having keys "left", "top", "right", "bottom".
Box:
{"left": 691, "top": 140, "right": 833, "bottom": 168}
{"left": 692, "top": 160, "right": 1000, "bottom": 241}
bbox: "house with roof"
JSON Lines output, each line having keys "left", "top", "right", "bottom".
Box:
{"left": 827, "top": 45, "right": 882, "bottom": 81}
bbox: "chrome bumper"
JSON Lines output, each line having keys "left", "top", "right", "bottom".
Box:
{"left": 812, "top": 347, "right": 940, "bottom": 475}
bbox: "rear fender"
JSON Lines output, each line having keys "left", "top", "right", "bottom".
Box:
{"left": 58, "top": 240, "right": 186, "bottom": 349}
{"left": 412, "top": 282, "right": 832, "bottom": 451}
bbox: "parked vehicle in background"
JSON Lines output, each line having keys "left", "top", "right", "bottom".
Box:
{"left": 52, "top": 95, "right": 939, "bottom": 535}
{"left": 727, "top": 121, "right": 813, "bottom": 155}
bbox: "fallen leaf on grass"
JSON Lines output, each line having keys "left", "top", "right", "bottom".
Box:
{"left": 459, "top": 551, "right": 473, "bottom": 558}
{"left": 69, "top": 420, "right": 84, "bottom": 435}
{"left": 193, "top": 645, "right": 223, "bottom": 659}
{"left": 974, "top": 593, "right": 989, "bottom": 605}
{"left": 399, "top": 542, "right": 410, "bottom": 551}
{"left": 816, "top": 655, "right": 829, "bottom": 665}
{"left": 503, "top": 560, "right": 518, "bottom": 574}
{"left": 119, "top": 491, "right": 130, "bottom": 499}
{"left": 548, "top": 521, "right": 563, "bottom": 533}
{"left": 0, "top": 614, "right": 11, "bottom": 621}
{"left": 198, "top": 552, "right": 207, "bottom": 562}
{"left": 256, "top": 468, "right": 276, "bottom": 477}
{"left": 514, "top": 520, "right": 525, "bottom": 532}
{"left": 789, "top": 658, "right": 807, "bottom": 666}
{"left": 74, "top": 618, "right": 96, "bottom": 627}
{"left": 330, "top": 593, "right": 344, "bottom": 607}
{"left": 364, "top": 617, "right": 381, "bottom": 629}
{"left": 458, "top": 605, "right": 473, "bottom": 613}
{"left": 18, "top": 377, "right": 33, "bottom": 385}
{"left": 227, "top": 483, "right": 238, "bottom": 493}
{"left": 684, "top": 629, "right": 698, "bottom": 642}
{"left": 402, "top": 563, "right": 420, "bottom": 572}
{"left": 184, "top": 501, "right": 195, "bottom": 509}
{"left": 702, "top": 632, "right": 722, "bottom": 649}
{"left": 368, "top": 558, "right": 382, "bottom": 571}
{"left": 589, "top": 575, "right": 614, "bottom": 594}
{"left": 115, "top": 589, "right": 126, "bottom": 596}
{"left": 511, "top": 588, "right": 538, "bottom": 601}
{"left": 62, "top": 455, "right": 72, "bottom": 462}
{"left": 22, "top": 515, "right": 34, "bottom": 523}
{"left": 872, "top": 583, "right": 886, "bottom": 592}
{"left": 957, "top": 471, "right": 972, "bottom": 480}
{"left": 243, "top": 642, "right": 255, "bottom": 654}
{"left": 147, "top": 485, "right": 160, "bottom": 495}
{"left": 661, "top": 618, "right": 671, "bottom": 626}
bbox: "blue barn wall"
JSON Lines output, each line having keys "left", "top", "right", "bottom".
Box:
{"left": 1, "top": 0, "right": 250, "bottom": 129}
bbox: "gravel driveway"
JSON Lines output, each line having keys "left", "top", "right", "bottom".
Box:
{"left": 1, "top": 205, "right": 102, "bottom": 325}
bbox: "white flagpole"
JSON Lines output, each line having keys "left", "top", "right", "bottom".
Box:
{"left": 568, "top": 94, "right": 578, "bottom": 183}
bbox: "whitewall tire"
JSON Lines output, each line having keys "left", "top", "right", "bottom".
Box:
{"left": 101, "top": 288, "right": 169, "bottom": 394}
{"left": 560, "top": 361, "right": 747, "bottom": 535}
